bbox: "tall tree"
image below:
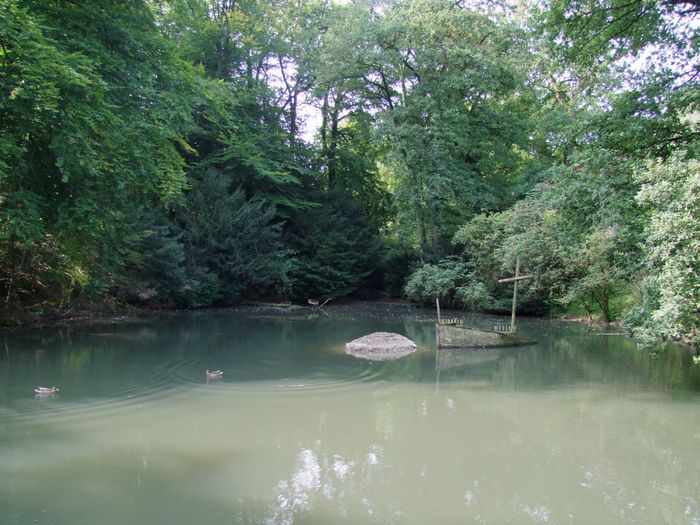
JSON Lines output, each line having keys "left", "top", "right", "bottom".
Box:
{"left": 0, "top": 0, "right": 195, "bottom": 305}
{"left": 372, "top": 0, "right": 532, "bottom": 259}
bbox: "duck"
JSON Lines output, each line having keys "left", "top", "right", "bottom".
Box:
{"left": 206, "top": 370, "right": 223, "bottom": 379}
{"left": 34, "top": 386, "right": 60, "bottom": 395}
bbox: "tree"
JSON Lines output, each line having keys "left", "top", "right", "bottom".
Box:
{"left": 629, "top": 150, "right": 700, "bottom": 345}
{"left": 371, "top": 0, "right": 533, "bottom": 259}
{"left": 176, "top": 169, "right": 293, "bottom": 306}
{"left": 0, "top": 0, "right": 195, "bottom": 305}
{"left": 405, "top": 257, "right": 493, "bottom": 310}
{"left": 286, "top": 191, "right": 383, "bottom": 301}
{"left": 543, "top": 0, "right": 699, "bottom": 74}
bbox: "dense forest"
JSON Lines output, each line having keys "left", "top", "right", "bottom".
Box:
{"left": 0, "top": 0, "right": 698, "bottom": 347}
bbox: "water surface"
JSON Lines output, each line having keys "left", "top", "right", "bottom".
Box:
{"left": 1, "top": 304, "right": 699, "bottom": 524}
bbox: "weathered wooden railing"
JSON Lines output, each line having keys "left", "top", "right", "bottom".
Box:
{"left": 438, "top": 317, "right": 464, "bottom": 326}
{"left": 493, "top": 322, "right": 515, "bottom": 334}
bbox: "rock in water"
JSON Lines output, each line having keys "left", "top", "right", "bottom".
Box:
{"left": 345, "top": 332, "right": 417, "bottom": 361}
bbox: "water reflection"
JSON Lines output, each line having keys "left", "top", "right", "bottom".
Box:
{"left": 435, "top": 347, "right": 500, "bottom": 371}
{"left": 0, "top": 305, "right": 699, "bottom": 524}
{"left": 269, "top": 448, "right": 321, "bottom": 524}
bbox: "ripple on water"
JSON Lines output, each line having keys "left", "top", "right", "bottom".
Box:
{"left": 157, "top": 342, "right": 394, "bottom": 393}
{"left": 0, "top": 346, "right": 400, "bottom": 430}
{"left": 0, "top": 384, "right": 189, "bottom": 430}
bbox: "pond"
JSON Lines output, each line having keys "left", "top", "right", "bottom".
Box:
{"left": 1, "top": 303, "right": 699, "bottom": 525}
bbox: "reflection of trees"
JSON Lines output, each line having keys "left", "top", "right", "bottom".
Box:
{"left": 1, "top": 305, "right": 699, "bottom": 523}
{"left": 486, "top": 331, "right": 700, "bottom": 395}
{"left": 435, "top": 348, "right": 500, "bottom": 371}
{"left": 2, "top": 308, "right": 699, "bottom": 404}
{"left": 262, "top": 388, "right": 413, "bottom": 524}
{"left": 257, "top": 377, "right": 700, "bottom": 524}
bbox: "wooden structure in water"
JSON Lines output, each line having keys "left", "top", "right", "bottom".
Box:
{"left": 497, "top": 257, "right": 532, "bottom": 334}
{"left": 435, "top": 257, "right": 537, "bottom": 349}
{"left": 436, "top": 321, "right": 535, "bottom": 348}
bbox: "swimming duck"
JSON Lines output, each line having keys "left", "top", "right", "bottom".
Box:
{"left": 206, "top": 370, "right": 223, "bottom": 379}
{"left": 34, "top": 386, "right": 60, "bottom": 395}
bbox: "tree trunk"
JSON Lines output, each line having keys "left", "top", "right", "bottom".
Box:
{"left": 289, "top": 91, "right": 298, "bottom": 144}
{"left": 415, "top": 210, "right": 427, "bottom": 262}
{"left": 320, "top": 90, "right": 329, "bottom": 184}
{"left": 327, "top": 105, "right": 339, "bottom": 189}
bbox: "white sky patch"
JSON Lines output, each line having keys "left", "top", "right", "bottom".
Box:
{"left": 299, "top": 100, "right": 322, "bottom": 144}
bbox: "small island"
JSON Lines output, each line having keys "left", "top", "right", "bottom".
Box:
{"left": 345, "top": 332, "right": 417, "bottom": 361}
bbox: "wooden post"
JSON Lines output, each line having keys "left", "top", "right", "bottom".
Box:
{"left": 436, "top": 297, "right": 442, "bottom": 324}
{"left": 498, "top": 257, "right": 532, "bottom": 334}
{"left": 510, "top": 257, "right": 520, "bottom": 333}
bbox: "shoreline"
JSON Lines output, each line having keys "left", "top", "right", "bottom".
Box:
{"left": 1, "top": 298, "right": 626, "bottom": 331}
{"left": 0, "top": 298, "right": 416, "bottom": 330}
{"left": 2, "top": 299, "right": 693, "bottom": 352}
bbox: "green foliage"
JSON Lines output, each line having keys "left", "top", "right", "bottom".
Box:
{"left": 541, "top": 0, "right": 698, "bottom": 74}
{"left": 405, "top": 257, "right": 493, "bottom": 310}
{"left": 334, "top": 113, "right": 394, "bottom": 234}
{"left": 559, "top": 229, "right": 628, "bottom": 322}
{"left": 454, "top": 203, "right": 573, "bottom": 314}
{"left": 371, "top": 240, "right": 419, "bottom": 299}
{"left": 305, "top": 0, "right": 535, "bottom": 259}
{"left": 448, "top": 147, "right": 645, "bottom": 318}
{"left": 118, "top": 170, "right": 295, "bottom": 308}
{"left": 177, "top": 170, "right": 293, "bottom": 306}
{"left": 287, "top": 192, "right": 384, "bottom": 301}
{"left": 119, "top": 208, "right": 188, "bottom": 306}
{"left": 628, "top": 151, "right": 700, "bottom": 345}
{"left": 0, "top": 0, "right": 697, "bottom": 353}
{"left": 373, "top": 0, "right": 533, "bottom": 257}
{"left": 0, "top": 0, "right": 197, "bottom": 306}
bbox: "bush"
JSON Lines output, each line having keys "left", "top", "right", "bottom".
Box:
{"left": 405, "top": 257, "right": 493, "bottom": 310}
{"left": 628, "top": 151, "right": 700, "bottom": 346}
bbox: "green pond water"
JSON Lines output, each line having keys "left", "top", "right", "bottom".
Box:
{"left": 1, "top": 304, "right": 699, "bottom": 525}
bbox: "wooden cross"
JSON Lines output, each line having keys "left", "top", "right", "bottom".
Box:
{"left": 497, "top": 257, "right": 532, "bottom": 333}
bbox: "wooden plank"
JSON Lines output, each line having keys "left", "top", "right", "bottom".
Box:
{"left": 510, "top": 257, "right": 520, "bottom": 332}
{"left": 498, "top": 274, "right": 533, "bottom": 283}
